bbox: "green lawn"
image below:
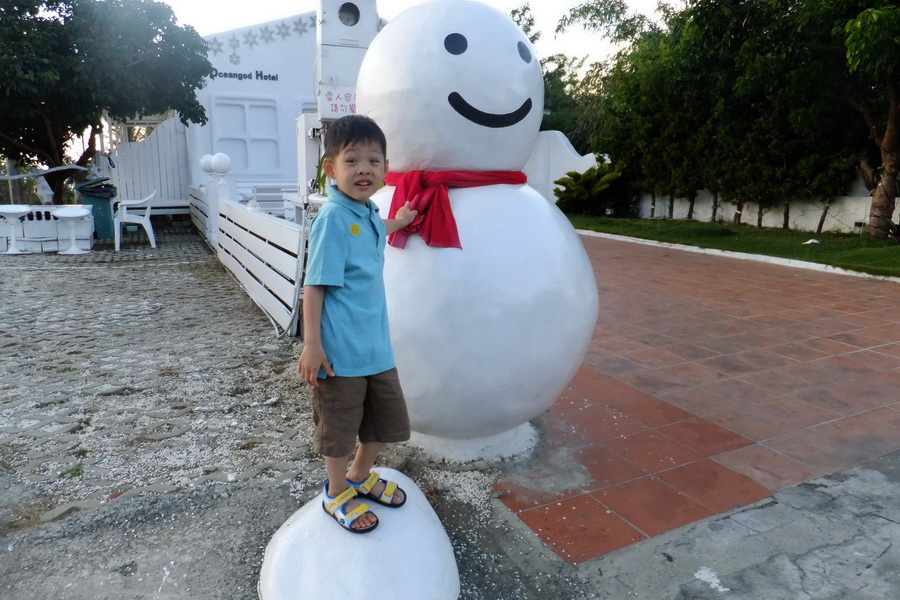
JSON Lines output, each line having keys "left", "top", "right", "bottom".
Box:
{"left": 567, "top": 215, "right": 900, "bottom": 278}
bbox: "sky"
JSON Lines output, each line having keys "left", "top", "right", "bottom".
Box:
{"left": 161, "top": 0, "right": 662, "bottom": 66}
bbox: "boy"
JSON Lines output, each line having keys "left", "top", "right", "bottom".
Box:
{"left": 298, "top": 115, "right": 417, "bottom": 533}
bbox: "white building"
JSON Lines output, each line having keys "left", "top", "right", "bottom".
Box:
{"left": 100, "top": 1, "right": 383, "bottom": 210}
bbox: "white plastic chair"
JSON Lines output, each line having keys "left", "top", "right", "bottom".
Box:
{"left": 114, "top": 191, "right": 156, "bottom": 251}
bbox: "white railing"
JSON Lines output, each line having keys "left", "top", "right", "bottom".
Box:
{"left": 217, "top": 201, "right": 305, "bottom": 336}
{"left": 190, "top": 153, "right": 308, "bottom": 337}
{"left": 188, "top": 184, "right": 210, "bottom": 242}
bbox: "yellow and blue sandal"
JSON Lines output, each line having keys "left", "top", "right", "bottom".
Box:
{"left": 347, "top": 471, "right": 407, "bottom": 508}
{"left": 321, "top": 483, "right": 378, "bottom": 534}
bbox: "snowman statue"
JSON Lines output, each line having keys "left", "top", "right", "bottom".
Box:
{"left": 356, "top": 0, "right": 599, "bottom": 462}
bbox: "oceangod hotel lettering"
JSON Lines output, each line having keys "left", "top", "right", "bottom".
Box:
{"left": 210, "top": 69, "right": 279, "bottom": 82}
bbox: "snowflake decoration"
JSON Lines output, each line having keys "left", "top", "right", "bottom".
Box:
{"left": 259, "top": 26, "right": 274, "bottom": 44}
{"left": 230, "top": 52, "right": 241, "bottom": 65}
{"left": 208, "top": 37, "right": 224, "bottom": 56}
{"left": 243, "top": 30, "right": 259, "bottom": 49}
{"left": 276, "top": 21, "right": 291, "bottom": 39}
{"left": 229, "top": 35, "right": 241, "bottom": 50}
{"left": 293, "top": 17, "right": 308, "bottom": 35}
{"left": 309, "top": 15, "right": 316, "bottom": 29}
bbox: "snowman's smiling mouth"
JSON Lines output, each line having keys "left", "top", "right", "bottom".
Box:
{"left": 448, "top": 92, "right": 532, "bottom": 128}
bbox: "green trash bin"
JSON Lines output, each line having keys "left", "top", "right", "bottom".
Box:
{"left": 79, "top": 194, "right": 115, "bottom": 240}
{"left": 75, "top": 178, "right": 116, "bottom": 240}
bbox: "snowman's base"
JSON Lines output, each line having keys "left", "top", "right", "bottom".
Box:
{"left": 406, "top": 422, "right": 538, "bottom": 470}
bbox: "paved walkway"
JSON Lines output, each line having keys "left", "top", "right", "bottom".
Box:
{"left": 496, "top": 232, "right": 900, "bottom": 563}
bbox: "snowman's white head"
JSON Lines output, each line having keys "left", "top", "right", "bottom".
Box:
{"left": 356, "top": 0, "right": 544, "bottom": 172}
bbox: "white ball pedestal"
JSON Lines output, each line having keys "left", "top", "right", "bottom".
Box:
{"left": 258, "top": 468, "right": 459, "bottom": 600}
{"left": 408, "top": 422, "right": 539, "bottom": 470}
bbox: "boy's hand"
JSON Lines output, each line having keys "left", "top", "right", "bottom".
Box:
{"left": 298, "top": 342, "right": 334, "bottom": 387}
{"left": 384, "top": 201, "right": 419, "bottom": 234}
{"left": 394, "top": 201, "right": 418, "bottom": 228}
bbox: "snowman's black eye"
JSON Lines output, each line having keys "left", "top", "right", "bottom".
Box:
{"left": 444, "top": 33, "right": 467, "bottom": 55}
{"left": 518, "top": 41, "right": 532, "bottom": 63}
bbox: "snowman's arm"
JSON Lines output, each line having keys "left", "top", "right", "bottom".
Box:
{"left": 523, "top": 131, "right": 598, "bottom": 204}
{"left": 298, "top": 285, "right": 334, "bottom": 386}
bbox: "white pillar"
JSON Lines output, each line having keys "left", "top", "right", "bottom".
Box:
{"left": 209, "top": 153, "right": 232, "bottom": 246}
{"left": 199, "top": 154, "right": 215, "bottom": 244}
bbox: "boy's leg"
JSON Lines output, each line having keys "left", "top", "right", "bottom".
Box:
{"left": 346, "top": 442, "right": 404, "bottom": 504}
{"left": 349, "top": 368, "right": 410, "bottom": 505}
{"left": 346, "top": 441, "right": 384, "bottom": 482}
{"left": 325, "top": 454, "right": 377, "bottom": 529}
{"left": 312, "top": 376, "right": 377, "bottom": 530}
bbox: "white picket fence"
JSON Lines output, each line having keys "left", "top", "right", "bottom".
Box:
{"left": 189, "top": 159, "right": 310, "bottom": 337}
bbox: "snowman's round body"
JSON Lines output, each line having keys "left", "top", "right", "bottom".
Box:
{"left": 357, "top": 0, "right": 599, "bottom": 441}
{"left": 371, "top": 183, "right": 597, "bottom": 439}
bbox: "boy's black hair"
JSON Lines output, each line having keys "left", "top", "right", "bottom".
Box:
{"left": 323, "top": 115, "right": 387, "bottom": 159}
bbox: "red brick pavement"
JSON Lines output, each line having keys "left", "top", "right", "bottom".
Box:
{"left": 495, "top": 234, "right": 900, "bottom": 563}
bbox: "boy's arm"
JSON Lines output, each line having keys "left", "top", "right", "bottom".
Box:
{"left": 384, "top": 200, "right": 418, "bottom": 235}
{"left": 297, "top": 285, "right": 335, "bottom": 387}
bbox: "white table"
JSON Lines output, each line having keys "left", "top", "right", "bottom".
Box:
{"left": 0, "top": 204, "right": 33, "bottom": 254}
{"left": 54, "top": 206, "right": 92, "bottom": 254}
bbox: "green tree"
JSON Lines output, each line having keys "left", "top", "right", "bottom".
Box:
{"left": 564, "top": 2, "right": 721, "bottom": 219}
{"left": 540, "top": 53, "right": 592, "bottom": 152}
{"left": 0, "top": 0, "right": 212, "bottom": 202}
{"left": 842, "top": 3, "right": 900, "bottom": 237}
{"left": 510, "top": 2, "right": 540, "bottom": 44}
{"left": 510, "top": 4, "right": 592, "bottom": 150}
{"left": 712, "top": 0, "right": 882, "bottom": 233}
{"left": 557, "top": 0, "right": 657, "bottom": 45}
{"left": 561, "top": 0, "right": 870, "bottom": 232}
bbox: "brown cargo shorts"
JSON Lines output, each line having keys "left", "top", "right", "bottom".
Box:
{"left": 310, "top": 367, "right": 411, "bottom": 458}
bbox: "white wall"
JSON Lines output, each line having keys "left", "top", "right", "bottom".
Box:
{"left": 187, "top": 13, "right": 319, "bottom": 196}
{"left": 637, "top": 189, "right": 900, "bottom": 233}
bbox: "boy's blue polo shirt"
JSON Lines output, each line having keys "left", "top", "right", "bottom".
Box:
{"left": 303, "top": 185, "right": 394, "bottom": 378}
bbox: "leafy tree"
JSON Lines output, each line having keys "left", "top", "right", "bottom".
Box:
{"left": 0, "top": 0, "right": 212, "bottom": 202}
{"left": 574, "top": 39, "right": 660, "bottom": 214}
{"left": 510, "top": 4, "right": 592, "bottom": 150}
{"left": 561, "top": 0, "right": 872, "bottom": 233}
{"left": 540, "top": 53, "right": 592, "bottom": 151}
{"left": 564, "top": 2, "right": 724, "bottom": 219}
{"left": 841, "top": 2, "right": 900, "bottom": 237}
{"left": 725, "top": 0, "right": 869, "bottom": 229}
{"left": 510, "top": 2, "right": 540, "bottom": 44}
{"left": 702, "top": 0, "right": 888, "bottom": 235}
{"left": 557, "top": 0, "right": 657, "bottom": 45}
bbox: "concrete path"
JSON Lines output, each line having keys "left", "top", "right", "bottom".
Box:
{"left": 1, "top": 220, "right": 898, "bottom": 599}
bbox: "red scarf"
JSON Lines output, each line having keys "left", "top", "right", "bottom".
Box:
{"left": 385, "top": 170, "right": 527, "bottom": 249}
